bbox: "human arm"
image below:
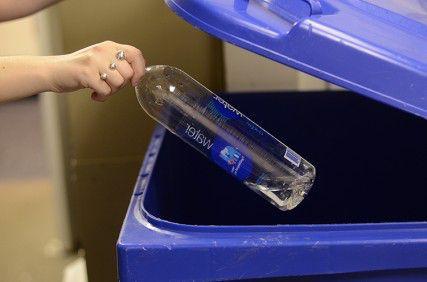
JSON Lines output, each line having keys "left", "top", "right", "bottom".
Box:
{"left": 0, "top": 41, "right": 146, "bottom": 103}
{"left": 0, "top": 0, "right": 61, "bottom": 22}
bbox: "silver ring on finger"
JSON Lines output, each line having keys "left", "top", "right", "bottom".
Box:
{"left": 116, "top": 50, "right": 126, "bottom": 61}
{"left": 100, "top": 72, "right": 108, "bottom": 81}
{"left": 109, "top": 62, "right": 117, "bottom": 70}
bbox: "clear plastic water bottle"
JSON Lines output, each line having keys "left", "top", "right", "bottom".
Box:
{"left": 136, "top": 65, "right": 316, "bottom": 211}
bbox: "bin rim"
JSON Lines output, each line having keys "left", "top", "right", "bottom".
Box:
{"left": 135, "top": 126, "right": 427, "bottom": 234}
{"left": 137, "top": 193, "right": 427, "bottom": 233}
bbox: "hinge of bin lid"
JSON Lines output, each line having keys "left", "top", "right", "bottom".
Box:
{"left": 254, "top": 0, "right": 323, "bottom": 21}
{"left": 264, "top": 0, "right": 323, "bottom": 16}
{"left": 303, "top": 0, "right": 322, "bottom": 15}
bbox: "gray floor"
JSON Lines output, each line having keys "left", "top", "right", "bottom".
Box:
{"left": 0, "top": 97, "right": 71, "bottom": 282}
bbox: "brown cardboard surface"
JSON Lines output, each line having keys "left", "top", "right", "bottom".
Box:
{"left": 56, "top": 0, "right": 224, "bottom": 281}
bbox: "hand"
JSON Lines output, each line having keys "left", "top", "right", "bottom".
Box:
{"left": 47, "top": 41, "right": 146, "bottom": 102}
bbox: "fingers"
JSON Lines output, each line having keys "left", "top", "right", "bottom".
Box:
{"left": 115, "top": 61, "right": 134, "bottom": 86}
{"left": 87, "top": 77, "right": 111, "bottom": 102}
{"left": 103, "top": 68, "right": 125, "bottom": 94}
{"left": 120, "top": 44, "right": 146, "bottom": 86}
{"left": 91, "top": 92, "right": 107, "bottom": 102}
{"left": 70, "top": 41, "right": 146, "bottom": 102}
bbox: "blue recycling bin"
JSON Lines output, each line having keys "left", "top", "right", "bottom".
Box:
{"left": 118, "top": 0, "right": 427, "bottom": 281}
{"left": 118, "top": 91, "right": 427, "bottom": 281}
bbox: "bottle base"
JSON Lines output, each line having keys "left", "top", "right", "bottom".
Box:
{"left": 245, "top": 171, "right": 315, "bottom": 211}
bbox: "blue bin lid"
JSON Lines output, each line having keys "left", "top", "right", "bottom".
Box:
{"left": 165, "top": 0, "right": 427, "bottom": 119}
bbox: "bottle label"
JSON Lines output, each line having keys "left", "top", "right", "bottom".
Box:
{"left": 208, "top": 96, "right": 253, "bottom": 180}
{"left": 284, "top": 147, "right": 301, "bottom": 167}
{"left": 176, "top": 94, "right": 254, "bottom": 181}
{"left": 184, "top": 123, "right": 214, "bottom": 150}
{"left": 210, "top": 137, "right": 253, "bottom": 181}
{"left": 176, "top": 93, "right": 305, "bottom": 182}
{"left": 181, "top": 121, "right": 253, "bottom": 181}
{"left": 210, "top": 95, "right": 243, "bottom": 119}
{"left": 177, "top": 93, "right": 306, "bottom": 182}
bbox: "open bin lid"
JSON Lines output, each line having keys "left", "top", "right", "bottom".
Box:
{"left": 165, "top": 0, "right": 427, "bottom": 119}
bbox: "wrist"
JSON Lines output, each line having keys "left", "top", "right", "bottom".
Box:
{"left": 39, "top": 56, "right": 62, "bottom": 93}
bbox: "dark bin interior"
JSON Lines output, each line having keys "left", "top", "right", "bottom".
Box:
{"left": 144, "top": 91, "right": 427, "bottom": 226}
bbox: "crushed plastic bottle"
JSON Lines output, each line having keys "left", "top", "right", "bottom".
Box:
{"left": 136, "top": 65, "right": 316, "bottom": 211}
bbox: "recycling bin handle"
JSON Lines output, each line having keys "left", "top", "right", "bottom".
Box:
{"left": 253, "top": 0, "right": 323, "bottom": 19}
{"left": 303, "top": 0, "right": 322, "bottom": 15}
